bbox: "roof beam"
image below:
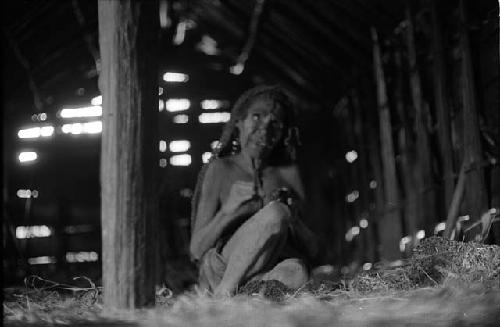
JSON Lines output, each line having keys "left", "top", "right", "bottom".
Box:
{"left": 192, "top": 3, "right": 320, "bottom": 100}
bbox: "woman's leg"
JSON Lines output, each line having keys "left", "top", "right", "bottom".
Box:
{"left": 214, "top": 201, "right": 291, "bottom": 295}
{"left": 260, "top": 258, "right": 308, "bottom": 289}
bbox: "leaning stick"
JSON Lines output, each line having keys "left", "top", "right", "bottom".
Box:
{"left": 443, "top": 161, "right": 467, "bottom": 239}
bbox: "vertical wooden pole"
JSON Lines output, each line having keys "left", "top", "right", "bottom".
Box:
{"left": 493, "top": 0, "right": 500, "bottom": 244}
{"left": 394, "top": 49, "right": 419, "bottom": 237}
{"left": 365, "top": 94, "right": 384, "bottom": 263}
{"left": 98, "top": 0, "right": 159, "bottom": 309}
{"left": 406, "top": 0, "right": 436, "bottom": 231}
{"left": 444, "top": 161, "right": 467, "bottom": 239}
{"left": 430, "top": 0, "right": 455, "bottom": 211}
{"left": 371, "top": 27, "right": 402, "bottom": 260}
{"left": 351, "top": 88, "right": 377, "bottom": 263}
{"left": 459, "top": 0, "right": 488, "bottom": 229}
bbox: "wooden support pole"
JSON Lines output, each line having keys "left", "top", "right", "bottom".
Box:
{"left": 371, "top": 27, "right": 402, "bottom": 260}
{"left": 443, "top": 161, "right": 467, "bottom": 239}
{"left": 98, "top": 0, "right": 159, "bottom": 309}
{"left": 365, "top": 94, "right": 384, "bottom": 263}
{"left": 430, "top": 0, "right": 454, "bottom": 211}
{"left": 459, "top": 0, "right": 488, "bottom": 228}
{"left": 394, "top": 50, "right": 419, "bottom": 237}
{"left": 405, "top": 0, "right": 436, "bottom": 230}
{"left": 351, "top": 88, "right": 377, "bottom": 263}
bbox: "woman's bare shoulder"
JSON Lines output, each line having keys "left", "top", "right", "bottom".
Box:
{"left": 203, "top": 156, "right": 238, "bottom": 179}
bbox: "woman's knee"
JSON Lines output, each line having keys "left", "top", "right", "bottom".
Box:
{"left": 259, "top": 201, "right": 291, "bottom": 232}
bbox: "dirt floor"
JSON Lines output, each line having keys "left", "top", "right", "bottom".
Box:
{"left": 3, "top": 237, "right": 500, "bottom": 326}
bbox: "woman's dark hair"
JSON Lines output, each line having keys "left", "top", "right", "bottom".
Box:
{"left": 190, "top": 85, "right": 300, "bottom": 235}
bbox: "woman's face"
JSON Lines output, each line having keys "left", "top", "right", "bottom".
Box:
{"left": 236, "top": 97, "right": 285, "bottom": 160}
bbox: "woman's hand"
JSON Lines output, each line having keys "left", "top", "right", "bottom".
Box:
{"left": 221, "top": 181, "right": 257, "bottom": 215}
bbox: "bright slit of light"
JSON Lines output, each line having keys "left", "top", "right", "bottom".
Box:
{"left": 345, "top": 226, "right": 360, "bottom": 242}
{"left": 165, "top": 99, "right": 190, "bottom": 112}
{"left": 62, "top": 121, "right": 102, "bottom": 134}
{"left": 40, "top": 126, "right": 54, "bottom": 136}
{"left": 159, "top": 87, "right": 164, "bottom": 95}
{"left": 17, "top": 189, "right": 38, "bottom": 199}
{"left": 345, "top": 190, "right": 359, "bottom": 203}
{"left": 458, "top": 215, "right": 470, "bottom": 222}
{"left": 19, "top": 152, "right": 37, "bottom": 163}
{"left": 173, "top": 21, "right": 187, "bottom": 45}
{"left": 211, "top": 140, "right": 221, "bottom": 150}
{"left": 362, "top": 263, "right": 373, "bottom": 271}
{"left": 72, "top": 123, "right": 83, "bottom": 134}
{"left": 169, "top": 140, "right": 190, "bottom": 152}
{"left": 18, "top": 127, "right": 40, "bottom": 139}
{"left": 91, "top": 95, "right": 102, "bottom": 106}
{"left": 163, "top": 72, "right": 189, "bottom": 83}
{"left": 202, "top": 152, "right": 212, "bottom": 163}
{"left": 159, "top": 140, "right": 167, "bottom": 152}
{"left": 65, "top": 251, "right": 98, "bottom": 263}
{"left": 170, "top": 154, "right": 191, "bottom": 166}
{"left": 345, "top": 150, "right": 358, "bottom": 163}
{"left": 60, "top": 106, "right": 102, "bottom": 118}
{"left": 416, "top": 230, "right": 426, "bottom": 240}
{"left": 159, "top": 99, "right": 165, "bottom": 112}
{"left": 159, "top": 0, "right": 170, "bottom": 29}
{"left": 201, "top": 99, "right": 223, "bottom": 110}
{"left": 28, "top": 256, "right": 56, "bottom": 265}
{"left": 198, "top": 112, "right": 230, "bottom": 124}
{"left": 16, "top": 225, "right": 52, "bottom": 239}
{"left": 434, "top": 222, "right": 446, "bottom": 234}
{"left": 18, "top": 126, "right": 54, "bottom": 139}
{"left": 173, "top": 114, "right": 189, "bottom": 124}
{"left": 83, "top": 121, "right": 102, "bottom": 134}
{"left": 359, "top": 218, "right": 368, "bottom": 228}
{"left": 62, "top": 124, "right": 72, "bottom": 134}
{"left": 399, "top": 236, "right": 413, "bottom": 252}
{"left": 230, "top": 63, "right": 244, "bottom": 75}
{"left": 197, "top": 35, "right": 219, "bottom": 55}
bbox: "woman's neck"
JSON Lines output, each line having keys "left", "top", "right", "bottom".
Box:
{"left": 236, "top": 151, "right": 266, "bottom": 173}
{"left": 235, "top": 152, "right": 265, "bottom": 196}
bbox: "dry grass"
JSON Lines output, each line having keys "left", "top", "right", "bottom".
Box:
{"left": 4, "top": 237, "right": 500, "bottom": 326}
{"left": 350, "top": 236, "right": 500, "bottom": 294}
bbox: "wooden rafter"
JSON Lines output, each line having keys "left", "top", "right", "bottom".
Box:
{"left": 304, "top": 1, "right": 371, "bottom": 51}
{"left": 193, "top": 0, "right": 321, "bottom": 98}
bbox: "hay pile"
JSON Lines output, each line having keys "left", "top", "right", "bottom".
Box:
{"left": 3, "top": 236, "right": 500, "bottom": 326}
{"left": 351, "top": 236, "right": 500, "bottom": 294}
{"left": 3, "top": 287, "right": 103, "bottom": 325}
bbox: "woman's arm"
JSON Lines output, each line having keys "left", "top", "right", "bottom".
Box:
{"left": 190, "top": 160, "right": 260, "bottom": 261}
{"left": 190, "top": 160, "right": 224, "bottom": 260}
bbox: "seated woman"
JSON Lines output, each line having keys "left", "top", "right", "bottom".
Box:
{"left": 190, "top": 85, "right": 320, "bottom": 296}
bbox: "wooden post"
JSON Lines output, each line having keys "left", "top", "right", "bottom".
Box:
{"left": 394, "top": 49, "right": 419, "bottom": 237}
{"left": 443, "top": 161, "right": 467, "bottom": 239}
{"left": 430, "top": 0, "right": 454, "bottom": 211}
{"left": 371, "top": 27, "right": 402, "bottom": 260}
{"left": 405, "top": 0, "right": 436, "bottom": 231}
{"left": 351, "top": 88, "right": 377, "bottom": 263}
{"left": 98, "top": 0, "right": 159, "bottom": 309}
{"left": 365, "top": 91, "right": 384, "bottom": 263}
{"left": 459, "top": 0, "right": 488, "bottom": 229}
